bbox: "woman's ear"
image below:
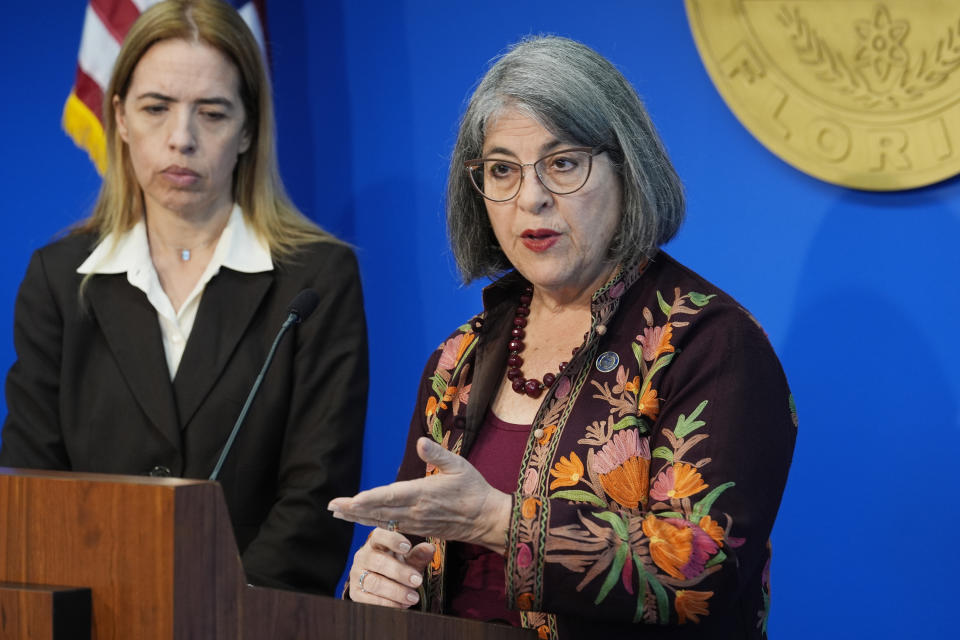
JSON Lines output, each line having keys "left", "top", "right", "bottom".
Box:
{"left": 113, "top": 95, "right": 129, "bottom": 143}
{"left": 239, "top": 126, "right": 252, "bottom": 155}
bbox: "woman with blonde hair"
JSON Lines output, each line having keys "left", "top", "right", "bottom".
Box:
{"left": 0, "top": 0, "right": 367, "bottom": 594}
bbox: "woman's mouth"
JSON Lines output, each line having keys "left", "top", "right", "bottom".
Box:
{"left": 161, "top": 165, "right": 201, "bottom": 187}
{"left": 520, "top": 229, "right": 560, "bottom": 252}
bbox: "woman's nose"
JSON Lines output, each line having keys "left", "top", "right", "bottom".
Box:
{"left": 166, "top": 110, "right": 196, "bottom": 154}
{"left": 515, "top": 165, "right": 552, "bottom": 213}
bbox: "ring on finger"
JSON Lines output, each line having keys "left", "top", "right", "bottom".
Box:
{"left": 386, "top": 519, "right": 399, "bottom": 532}
{"left": 358, "top": 569, "right": 370, "bottom": 593}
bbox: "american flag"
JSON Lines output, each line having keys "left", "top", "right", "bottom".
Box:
{"left": 63, "top": 0, "right": 268, "bottom": 174}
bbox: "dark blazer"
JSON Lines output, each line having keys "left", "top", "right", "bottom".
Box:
{"left": 0, "top": 232, "right": 368, "bottom": 594}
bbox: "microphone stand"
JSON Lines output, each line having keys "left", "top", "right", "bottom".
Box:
{"left": 208, "top": 311, "right": 298, "bottom": 482}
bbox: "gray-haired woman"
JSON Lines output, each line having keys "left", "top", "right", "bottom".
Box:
{"left": 330, "top": 36, "right": 795, "bottom": 638}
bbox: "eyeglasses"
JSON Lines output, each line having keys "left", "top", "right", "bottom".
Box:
{"left": 464, "top": 146, "right": 605, "bottom": 202}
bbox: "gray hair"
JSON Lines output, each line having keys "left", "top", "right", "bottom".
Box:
{"left": 447, "top": 35, "right": 685, "bottom": 283}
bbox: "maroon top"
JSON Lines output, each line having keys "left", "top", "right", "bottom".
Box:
{"left": 448, "top": 410, "right": 528, "bottom": 626}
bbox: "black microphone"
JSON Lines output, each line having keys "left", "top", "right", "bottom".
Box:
{"left": 209, "top": 289, "right": 320, "bottom": 481}
{"left": 287, "top": 289, "right": 320, "bottom": 325}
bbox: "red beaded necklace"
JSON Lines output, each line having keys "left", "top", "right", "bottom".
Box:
{"left": 505, "top": 285, "right": 579, "bottom": 398}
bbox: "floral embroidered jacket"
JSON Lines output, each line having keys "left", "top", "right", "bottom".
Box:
{"left": 396, "top": 251, "right": 797, "bottom": 639}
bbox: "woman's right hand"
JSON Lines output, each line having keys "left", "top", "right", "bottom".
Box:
{"left": 348, "top": 527, "right": 435, "bottom": 607}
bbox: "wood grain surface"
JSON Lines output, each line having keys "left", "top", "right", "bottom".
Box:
{"left": 0, "top": 468, "right": 533, "bottom": 639}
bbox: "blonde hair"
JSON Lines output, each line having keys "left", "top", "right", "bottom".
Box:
{"left": 76, "top": 0, "right": 332, "bottom": 258}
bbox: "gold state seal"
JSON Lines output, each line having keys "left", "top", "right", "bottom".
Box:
{"left": 686, "top": 0, "right": 960, "bottom": 190}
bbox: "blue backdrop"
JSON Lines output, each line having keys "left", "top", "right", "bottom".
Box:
{"left": 1, "top": 2, "right": 958, "bottom": 637}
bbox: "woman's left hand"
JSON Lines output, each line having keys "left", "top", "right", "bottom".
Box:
{"left": 328, "top": 437, "right": 511, "bottom": 554}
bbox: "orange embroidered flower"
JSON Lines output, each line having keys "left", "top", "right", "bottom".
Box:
{"left": 698, "top": 515, "right": 725, "bottom": 546}
{"left": 593, "top": 429, "right": 651, "bottom": 509}
{"left": 537, "top": 624, "right": 550, "bottom": 639}
{"left": 637, "top": 323, "right": 675, "bottom": 361}
{"left": 517, "top": 592, "right": 535, "bottom": 610}
{"left": 548, "top": 452, "right": 584, "bottom": 490}
{"left": 425, "top": 396, "right": 438, "bottom": 418}
{"left": 537, "top": 424, "right": 557, "bottom": 445}
{"left": 637, "top": 387, "right": 659, "bottom": 420}
{"left": 439, "top": 385, "right": 457, "bottom": 410}
{"left": 672, "top": 463, "right": 708, "bottom": 498}
{"left": 438, "top": 333, "right": 473, "bottom": 371}
{"left": 456, "top": 333, "right": 475, "bottom": 362}
{"left": 624, "top": 375, "right": 641, "bottom": 393}
{"left": 642, "top": 514, "right": 693, "bottom": 580}
{"left": 430, "top": 543, "right": 443, "bottom": 570}
{"left": 675, "top": 590, "right": 713, "bottom": 624}
{"left": 599, "top": 457, "right": 649, "bottom": 509}
{"left": 644, "top": 515, "right": 719, "bottom": 580}
{"left": 650, "top": 463, "right": 708, "bottom": 501}
{"left": 656, "top": 323, "right": 675, "bottom": 357}
{"left": 521, "top": 497, "right": 541, "bottom": 519}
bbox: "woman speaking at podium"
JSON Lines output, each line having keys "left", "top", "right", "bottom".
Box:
{"left": 0, "top": 0, "right": 367, "bottom": 595}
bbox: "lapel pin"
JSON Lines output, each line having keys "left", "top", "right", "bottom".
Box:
{"left": 595, "top": 351, "right": 619, "bottom": 373}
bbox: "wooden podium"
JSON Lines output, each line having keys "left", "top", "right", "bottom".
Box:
{"left": 0, "top": 468, "right": 534, "bottom": 640}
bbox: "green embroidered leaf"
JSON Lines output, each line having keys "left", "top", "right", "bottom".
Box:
{"left": 632, "top": 341, "right": 644, "bottom": 366}
{"left": 594, "top": 542, "right": 629, "bottom": 605}
{"left": 656, "top": 291, "right": 671, "bottom": 316}
{"left": 691, "top": 481, "right": 735, "bottom": 521}
{"left": 633, "top": 560, "right": 648, "bottom": 623}
{"left": 636, "top": 417, "right": 651, "bottom": 435}
{"left": 448, "top": 337, "right": 479, "bottom": 382}
{"left": 647, "top": 571, "right": 670, "bottom": 624}
{"left": 652, "top": 447, "right": 674, "bottom": 462}
{"left": 430, "top": 415, "right": 443, "bottom": 443}
{"left": 654, "top": 511, "right": 684, "bottom": 518}
{"left": 647, "top": 353, "right": 675, "bottom": 379}
{"left": 688, "top": 292, "right": 716, "bottom": 307}
{"left": 613, "top": 415, "right": 649, "bottom": 435}
{"left": 457, "top": 323, "right": 472, "bottom": 332}
{"left": 657, "top": 291, "right": 673, "bottom": 318}
{"left": 639, "top": 352, "right": 675, "bottom": 398}
{"left": 593, "top": 511, "right": 630, "bottom": 541}
{"left": 429, "top": 375, "right": 446, "bottom": 397}
{"left": 549, "top": 490, "right": 607, "bottom": 507}
{"left": 705, "top": 549, "right": 727, "bottom": 569}
{"left": 612, "top": 416, "right": 640, "bottom": 431}
{"left": 674, "top": 400, "right": 708, "bottom": 439}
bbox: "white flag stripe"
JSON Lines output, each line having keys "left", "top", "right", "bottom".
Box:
{"left": 77, "top": 5, "right": 121, "bottom": 91}
{"left": 237, "top": 3, "right": 266, "bottom": 58}
{"left": 130, "top": 0, "right": 162, "bottom": 12}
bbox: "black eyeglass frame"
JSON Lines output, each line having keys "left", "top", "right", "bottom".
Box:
{"left": 463, "top": 145, "right": 606, "bottom": 202}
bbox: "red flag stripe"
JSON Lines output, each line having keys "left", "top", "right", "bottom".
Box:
{"left": 89, "top": 0, "right": 142, "bottom": 44}
{"left": 251, "top": 0, "right": 271, "bottom": 63}
{"left": 74, "top": 67, "right": 105, "bottom": 121}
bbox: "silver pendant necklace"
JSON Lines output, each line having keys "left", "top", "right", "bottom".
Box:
{"left": 148, "top": 212, "right": 228, "bottom": 263}
{"left": 174, "top": 238, "right": 216, "bottom": 261}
